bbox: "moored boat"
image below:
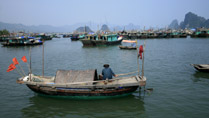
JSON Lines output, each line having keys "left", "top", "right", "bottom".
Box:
{"left": 34, "top": 34, "right": 52, "bottom": 41}
{"left": 119, "top": 46, "right": 137, "bottom": 50}
{"left": 1, "top": 37, "right": 43, "bottom": 46}
{"left": 191, "top": 64, "right": 209, "bottom": 73}
{"left": 71, "top": 34, "right": 80, "bottom": 41}
{"left": 17, "top": 69, "right": 146, "bottom": 98}
{"left": 81, "top": 34, "right": 123, "bottom": 46}
{"left": 191, "top": 29, "right": 209, "bottom": 38}
{"left": 119, "top": 40, "right": 137, "bottom": 50}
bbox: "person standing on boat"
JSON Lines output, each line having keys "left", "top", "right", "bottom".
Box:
{"left": 101, "top": 64, "right": 118, "bottom": 80}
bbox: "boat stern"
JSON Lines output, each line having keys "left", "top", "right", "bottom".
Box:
{"left": 135, "top": 75, "right": 146, "bottom": 87}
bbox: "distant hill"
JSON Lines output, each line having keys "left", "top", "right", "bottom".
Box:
{"left": 0, "top": 21, "right": 141, "bottom": 33}
{"left": 180, "top": 12, "right": 207, "bottom": 29}
{"left": 169, "top": 12, "right": 209, "bottom": 29}
{"left": 75, "top": 26, "right": 93, "bottom": 33}
{"left": 168, "top": 19, "right": 179, "bottom": 29}
{"left": 100, "top": 24, "right": 110, "bottom": 32}
{"left": 0, "top": 22, "right": 75, "bottom": 33}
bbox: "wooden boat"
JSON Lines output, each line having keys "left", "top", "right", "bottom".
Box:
{"left": 118, "top": 30, "right": 130, "bottom": 39}
{"left": 71, "top": 34, "right": 80, "bottom": 41}
{"left": 119, "top": 46, "right": 137, "bottom": 50}
{"left": 198, "top": 30, "right": 209, "bottom": 38}
{"left": 1, "top": 37, "right": 43, "bottom": 46}
{"left": 191, "top": 29, "right": 209, "bottom": 38}
{"left": 119, "top": 40, "right": 137, "bottom": 50}
{"left": 17, "top": 69, "right": 146, "bottom": 98}
{"left": 34, "top": 34, "right": 52, "bottom": 41}
{"left": 81, "top": 34, "right": 123, "bottom": 46}
{"left": 191, "top": 64, "right": 209, "bottom": 73}
{"left": 63, "top": 34, "right": 71, "bottom": 38}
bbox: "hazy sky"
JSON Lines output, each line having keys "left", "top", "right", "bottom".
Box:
{"left": 0, "top": 0, "right": 209, "bottom": 27}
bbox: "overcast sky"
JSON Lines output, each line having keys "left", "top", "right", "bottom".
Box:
{"left": 0, "top": 0, "right": 209, "bottom": 27}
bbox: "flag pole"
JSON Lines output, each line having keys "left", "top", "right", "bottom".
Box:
{"left": 18, "top": 63, "right": 26, "bottom": 76}
{"left": 29, "top": 46, "right": 32, "bottom": 81}
{"left": 42, "top": 39, "right": 44, "bottom": 77}
{"left": 13, "top": 57, "right": 25, "bottom": 76}
{"left": 26, "top": 62, "right": 30, "bottom": 74}
{"left": 15, "top": 67, "right": 24, "bottom": 77}
{"left": 137, "top": 43, "right": 140, "bottom": 77}
{"left": 7, "top": 64, "right": 23, "bottom": 77}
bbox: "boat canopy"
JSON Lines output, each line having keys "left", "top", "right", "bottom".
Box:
{"left": 55, "top": 69, "right": 98, "bottom": 84}
{"left": 122, "top": 40, "right": 137, "bottom": 43}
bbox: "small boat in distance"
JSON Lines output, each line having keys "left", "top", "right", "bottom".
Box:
{"left": 71, "top": 34, "right": 80, "bottom": 41}
{"left": 119, "top": 40, "right": 137, "bottom": 50}
{"left": 191, "top": 64, "right": 209, "bottom": 73}
{"left": 81, "top": 34, "right": 123, "bottom": 46}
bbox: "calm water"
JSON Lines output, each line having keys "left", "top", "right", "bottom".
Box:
{"left": 1, "top": 37, "right": 209, "bottom": 118}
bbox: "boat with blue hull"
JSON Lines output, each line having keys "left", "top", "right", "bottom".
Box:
{"left": 81, "top": 34, "right": 123, "bottom": 46}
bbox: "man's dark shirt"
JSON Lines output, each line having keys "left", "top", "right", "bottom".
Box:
{"left": 102, "top": 67, "right": 115, "bottom": 80}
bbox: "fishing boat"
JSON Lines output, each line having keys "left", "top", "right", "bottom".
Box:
{"left": 81, "top": 34, "right": 123, "bottom": 46}
{"left": 71, "top": 34, "right": 80, "bottom": 41}
{"left": 16, "top": 69, "right": 146, "bottom": 98}
{"left": 1, "top": 37, "right": 43, "bottom": 46}
{"left": 63, "top": 34, "right": 71, "bottom": 38}
{"left": 118, "top": 30, "right": 129, "bottom": 39}
{"left": 34, "top": 34, "right": 52, "bottom": 41}
{"left": 119, "top": 40, "right": 137, "bottom": 50}
{"left": 198, "top": 30, "right": 209, "bottom": 38}
{"left": 191, "top": 64, "right": 209, "bottom": 73}
{"left": 191, "top": 29, "right": 209, "bottom": 38}
{"left": 119, "top": 46, "right": 137, "bottom": 50}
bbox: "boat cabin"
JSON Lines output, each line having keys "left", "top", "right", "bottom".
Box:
{"left": 55, "top": 69, "right": 98, "bottom": 85}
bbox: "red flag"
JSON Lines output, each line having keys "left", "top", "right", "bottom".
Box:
{"left": 21, "top": 56, "right": 27, "bottom": 63}
{"left": 138, "top": 45, "right": 144, "bottom": 59}
{"left": 12, "top": 57, "right": 19, "bottom": 65}
{"left": 7, "top": 63, "right": 16, "bottom": 72}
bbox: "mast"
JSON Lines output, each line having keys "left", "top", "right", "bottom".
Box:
{"left": 137, "top": 45, "right": 140, "bottom": 76}
{"left": 29, "top": 46, "right": 32, "bottom": 80}
{"left": 84, "top": 25, "right": 86, "bottom": 34}
{"left": 42, "top": 39, "right": 44, "bottom": 77}
{"left": 142, "top": 41, "right": 146, "bottom": 78}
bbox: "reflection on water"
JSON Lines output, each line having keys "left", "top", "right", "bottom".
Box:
{"left": 21, "top": 95, "right": 145, "bottom": 118}
{"left": 192, "top": 71, "right": 209, "bottom": 82}
{"left": 193, "top": 71, "right": 209, "bottom": 79}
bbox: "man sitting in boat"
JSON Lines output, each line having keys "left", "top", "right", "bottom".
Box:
{"left": 100, "top": 64, "right": 118, "bottom": 80}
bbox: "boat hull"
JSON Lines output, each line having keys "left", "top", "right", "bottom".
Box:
{"left": 191, "top": 64, "right": 209, "bottom": 73}
{"left": 1, "top": 42, "right": 43, "bottom": 46}
{"left": 81, "top": 39, "right": 96, "bottom": 46}
{"left": 81, "top": 39, "right": 123, "bottom": 47}
{"left": 26, "top": 84, "right": 139, "bottom": 97}
{"left": 119, "top": 46, "right": 137, "bottom": 50}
